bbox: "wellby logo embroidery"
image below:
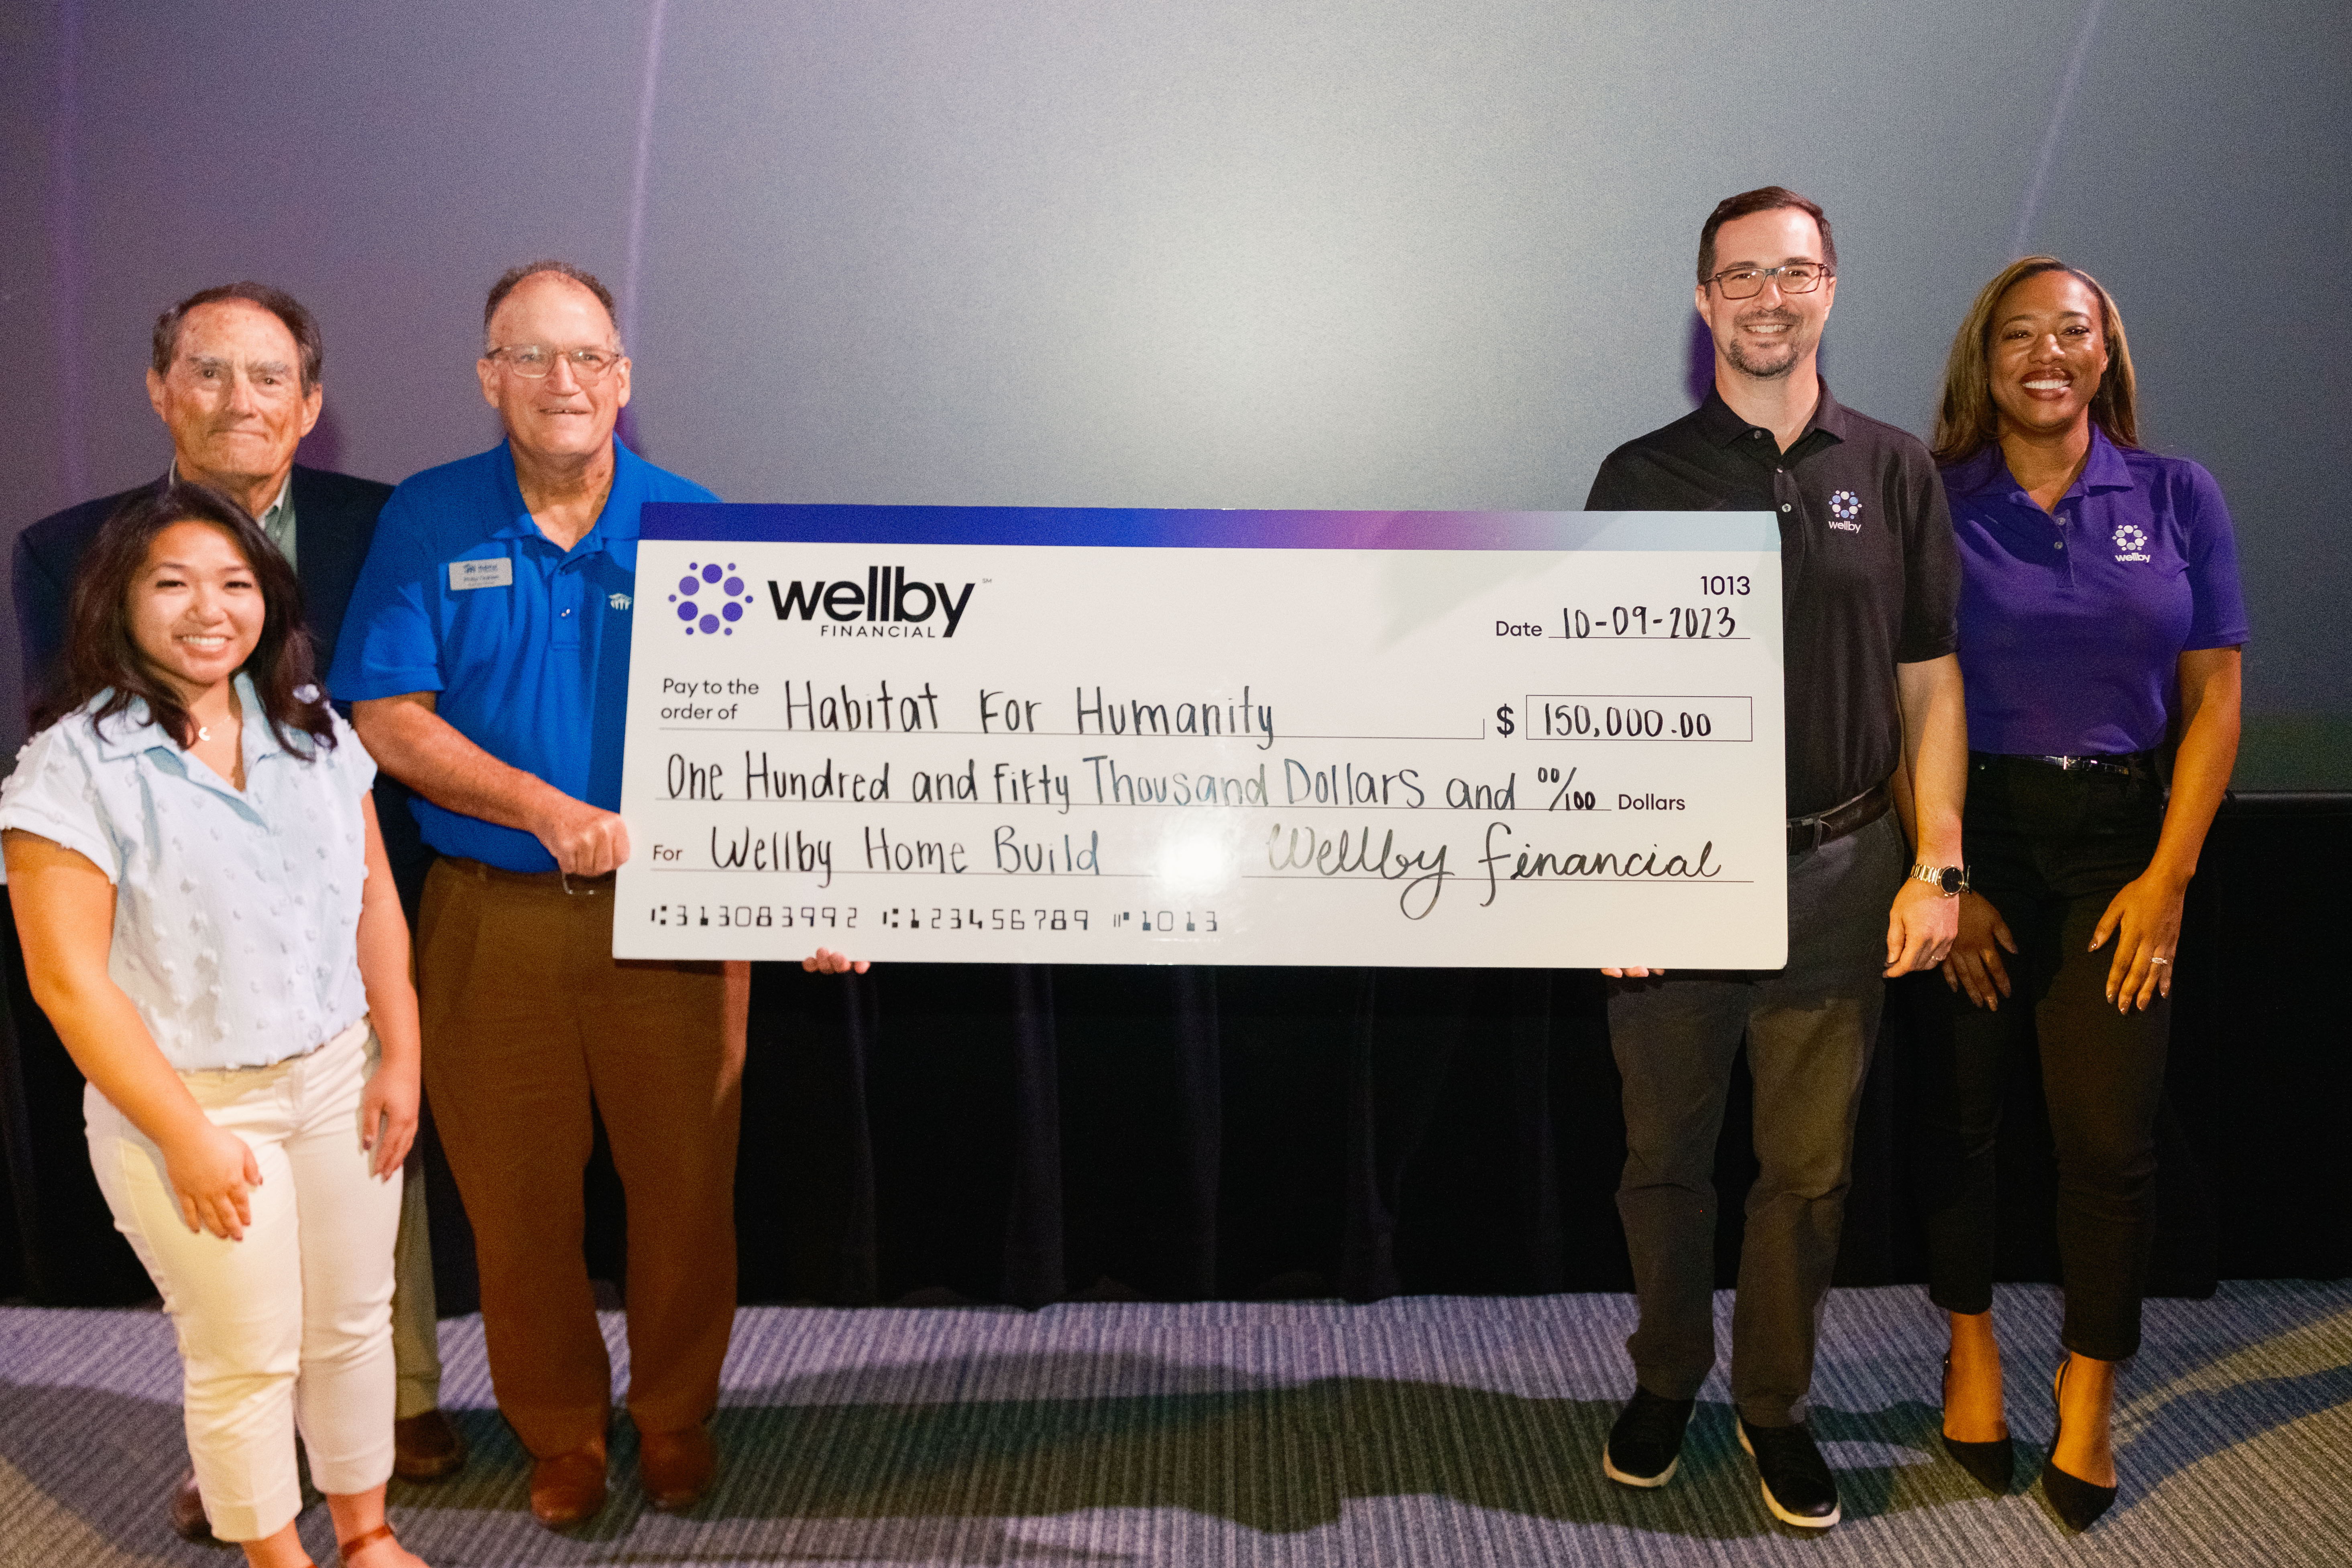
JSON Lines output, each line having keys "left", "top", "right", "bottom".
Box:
{"left": 608, "top": 592, "right": 632, "bottom": 610}
{"left": 2112, "top": 523, "right": 2151, "bottom": 563}
{"left": 1827, "top": 490, "right": 1863, "bottom": 532}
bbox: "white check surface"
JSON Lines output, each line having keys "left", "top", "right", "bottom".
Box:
{"left": 614, "top": 515, "right": 1786, "bottom": 966}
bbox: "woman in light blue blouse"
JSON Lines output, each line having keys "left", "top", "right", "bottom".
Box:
{"left": 2, "top": 484, "right": 433, "bottom": 1568}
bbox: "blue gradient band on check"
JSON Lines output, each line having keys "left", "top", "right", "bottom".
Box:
{"left": 641, "top": 504, "right": 1778, "bottom": 553}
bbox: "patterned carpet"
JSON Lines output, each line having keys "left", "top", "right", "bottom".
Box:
{"left": 2, "top": 1281, "right": 2348, "bottom": 1566}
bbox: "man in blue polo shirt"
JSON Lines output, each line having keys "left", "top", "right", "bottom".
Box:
{"left": 330, "top": 260, "right": 737, "bottom": 1529}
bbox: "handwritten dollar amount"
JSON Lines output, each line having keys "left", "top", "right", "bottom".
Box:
{"left": 1526, "top": 694, "right": 1754, "bottom": 742}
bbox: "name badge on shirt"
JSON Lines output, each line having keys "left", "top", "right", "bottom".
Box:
{"left": 449, "top": 557, "right": 514, "bottom": 591}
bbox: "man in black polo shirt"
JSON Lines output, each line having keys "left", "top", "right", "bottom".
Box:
{"left": 1585, "top": 187, "right": 1967, "bottom": 1530}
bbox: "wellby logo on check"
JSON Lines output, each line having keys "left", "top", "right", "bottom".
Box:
{"left": 767, "top": 566, "right": 980, "bottom": 638}
{"left": 671, "top": 561, "right": 756, "bottom": 636}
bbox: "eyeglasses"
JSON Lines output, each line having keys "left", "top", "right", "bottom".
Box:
{"left": 485, "top": 344, "right": 625, "bottom": 380}
{"left": 1704, "top": 263, "right": 1833, "bottom": 299}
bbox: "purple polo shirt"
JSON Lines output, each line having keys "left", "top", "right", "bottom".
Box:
{"left": 1944, "top": 428, "right": 2248, "bottom": 757}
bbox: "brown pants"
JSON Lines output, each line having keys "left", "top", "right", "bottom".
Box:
{"left": 418, "top": 858, "right": 740, "bottom": 1456}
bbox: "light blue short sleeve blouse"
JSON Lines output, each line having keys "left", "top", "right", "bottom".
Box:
{"left": 0, "top": 674, "right": 379, "bottom": 1071}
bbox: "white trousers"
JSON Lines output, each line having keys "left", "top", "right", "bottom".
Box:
{"left": 86, "top": 1018, "right": 403, "bottom": 1542}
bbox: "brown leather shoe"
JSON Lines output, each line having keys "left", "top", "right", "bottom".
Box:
{"left": 637, "top": 1423, "right": 716, "bottom": 1513}
{"left": 167, "top": 1468, "right": 218, "bottom": 1546}
{"left": 529, "top": 1442, "right": 609, "bottom": 1530}
{"left": 393, "top": 1408, "right": 469, "bottom": 1481}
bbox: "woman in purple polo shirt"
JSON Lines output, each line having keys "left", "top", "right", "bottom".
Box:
{"left": 1920, "top": 257, "right": 2246, "bottom": 1528}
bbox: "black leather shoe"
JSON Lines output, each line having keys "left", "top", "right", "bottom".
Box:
{"left": 1602, "top": 1386, "right": 1695, "bottom": 1488}
{"left": 1738, "top": 1416, "right": 1841, "bottom": 1528}
{"left": 167, "top": 1468, "right": 221, "bottom": 1547}
{"left": 2043, "top": 1361, "right": 2117, "bottom": 1531}
{"left": 1940, "top": 1354, "right": 2014, "bottom": 1493}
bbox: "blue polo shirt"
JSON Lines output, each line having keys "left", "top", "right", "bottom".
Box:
{"left": 1943, "top": 428, "right": 2248, "bottom": 758}
{"left": 328, "top": 439, "right": 718, "bottom": 871}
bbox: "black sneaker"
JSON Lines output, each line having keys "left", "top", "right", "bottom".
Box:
{"left": 1602, "top": 1387, "right": 1696, "bottom": 1488}
{"left": 1737, "top": 1416, "right": 1841, "bottom": 1528}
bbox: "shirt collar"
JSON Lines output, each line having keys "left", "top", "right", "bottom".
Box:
{"left": 1941, "top": 424, "right": 2136, "bottom": 502}
{"left": 88, "top": 671, "right": 300, "bottom": 773}
{"left": 166, "top": 462, "right": 293, "bottom": 526}
{"left": 490, "top": 437, "right": 648, "bottom": 551}
{"left": 1693, "top": 381, "right": 1849, "bottom": 448}
{"left": 1940, "top": 443, "right": 2011, "bottom": 499}
{"left": 2078, "top": 425, "right": 2134, "bottom": 493}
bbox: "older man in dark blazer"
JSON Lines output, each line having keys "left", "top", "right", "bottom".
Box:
{"left": 9, "top": 282, "right": 466, "bottom": 1543}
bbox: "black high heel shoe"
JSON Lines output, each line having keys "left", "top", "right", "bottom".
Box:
{"left": 2043, "top": 1359, "right": 2118, "bottom": 1530}
{"left": 1939, "top": 1354, "right": 2014, "bottom": 1493}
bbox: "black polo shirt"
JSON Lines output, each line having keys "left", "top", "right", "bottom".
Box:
{"left": 1585, "top": 383, "right": 1959, "bottom": 818}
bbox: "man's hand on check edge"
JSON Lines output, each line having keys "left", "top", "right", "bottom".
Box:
{"left": 1601, "top": 966, "right": 1668, "bottom": 978}
{"left": 354, "top": 693, "right": 635, "bottom": 878}
{"left": 1883, "top": 877, "right": 1959, "bottom": 977}
{"left": 804, "top": 949, "right": 870, "bottom": 975}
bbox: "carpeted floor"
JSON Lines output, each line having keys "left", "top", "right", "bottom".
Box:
{"left": 2, "top": 1281, "right": 2348, "bottom": 1566}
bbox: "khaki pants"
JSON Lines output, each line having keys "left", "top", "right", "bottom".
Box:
{"left": 418, "top": 858, "right": 739, "bottom": 1456}
{"left": 390, "top": 1158, "right": 440, "bottom": 1418}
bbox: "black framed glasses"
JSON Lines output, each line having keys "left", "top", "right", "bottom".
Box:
{"left": 1704, "top": 263, "right": 1833, "bottom": 299}
{"left": 485, "top": 344, "right": 625, "bottom": 380}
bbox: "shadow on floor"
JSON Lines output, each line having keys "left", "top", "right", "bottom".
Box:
{"left": 10, "top": 1340, "right": 2351, "bottom": 1565}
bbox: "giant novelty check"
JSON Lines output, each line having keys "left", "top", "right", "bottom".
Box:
{"left": 613, "top": 507, "right": 1786, "bottom": 967}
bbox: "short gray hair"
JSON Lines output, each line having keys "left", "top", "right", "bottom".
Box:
{"left": 152, "top": 283, "right": 324, "bottom": 390}
{"left": 482, "top": 260, "right": 619, "bottom": 342}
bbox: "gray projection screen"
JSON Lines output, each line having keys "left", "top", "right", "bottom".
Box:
{"left": 4, "top": 1, "right": 2346, "bottom": 787}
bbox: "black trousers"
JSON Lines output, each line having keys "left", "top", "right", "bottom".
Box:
{"left": 1920, "top": 754, "right": 2169, "bottom": 1361}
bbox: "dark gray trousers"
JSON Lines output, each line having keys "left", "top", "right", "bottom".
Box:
{"left": 1607, "top": 809, "right": 1905, "bottom": 1427}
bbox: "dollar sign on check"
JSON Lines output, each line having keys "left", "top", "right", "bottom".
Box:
{"left": 1495, "top": 703, "right": 1515, "bottom": 738}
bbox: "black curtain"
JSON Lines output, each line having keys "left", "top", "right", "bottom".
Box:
{"left": 4, "top": 795, "right": 2346, "bottom": 1312}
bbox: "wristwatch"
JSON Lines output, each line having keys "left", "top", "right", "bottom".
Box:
{"left": 1910, "top": 862, "right": 1969, "bottom": 896}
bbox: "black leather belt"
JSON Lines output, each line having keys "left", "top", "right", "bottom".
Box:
{"left": 1787, "top": 779, "right": 1892, "bottom": 855}
{"left": 2001, "top": 750, "right": 2157, "bottom": 778}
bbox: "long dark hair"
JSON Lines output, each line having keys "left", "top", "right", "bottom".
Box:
{"left": 33, "top": 482, "right": 337, "bottom": 757}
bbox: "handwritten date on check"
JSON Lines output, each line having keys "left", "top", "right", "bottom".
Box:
{"left": 613, "top": 506, "right": 1786, "bottom": 968}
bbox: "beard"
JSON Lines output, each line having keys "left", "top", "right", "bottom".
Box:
{"left": 1724, "top": 311, "right": 1803, "bottom": 379}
